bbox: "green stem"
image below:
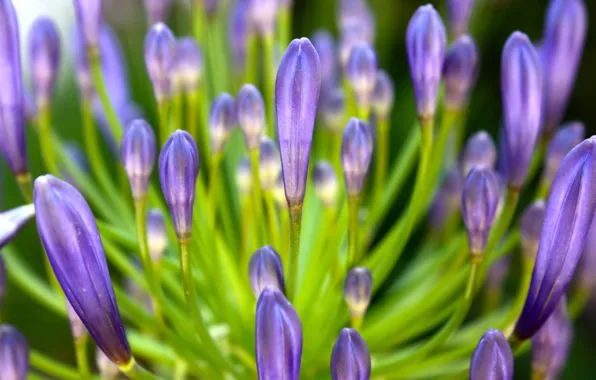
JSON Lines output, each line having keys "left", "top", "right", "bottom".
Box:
{"left": 501, "top": 257, "right": 534, "bottom": 337}
{"left": 347, "top": 195, "right": 361, "bottom": 267}
{"left": 484, "top": 188, "right": 520, "bottom": 260}
{"left": 265, "top": 192, "right": 280, "bottom": 248}
{"left": 89, "top": 47, "right": 123, "bottom": 143}
{"left": 287, "top": 204, "right": 304, "bottom": 301}
{"left": 186, "top": 91, "right": 199, "bottom": 141}
{"left": 244, "top": 33, "right": 258, "bottom": 86}
{"left": 119, "top": 358, "right": 163, "bottom": 380}
{"left": 207, "top": 154, "right": 222, "bottom": 231}
{"left": 249, "top": 149, "right": 264, "bottom": 246}
{"left": 30, "top": 350, "right": 83, "bottom": 380}
{"left": 172, "top": 93, "right": 183, "bottom": 131}
{"left": 374, "top": 117, "right": 389, "bottom": 200}
{"left": 16, "top": 173, "right": 33, "bottom": 202}
{"left": 36, "top": 106, "right": 60, "bottom": 175}
{"left": 74, "top": 336, "right": 91, "bottom": 380}
{"left": 159, "top": 100, "right": 170, "bottom": 147}
{"left": 263, "top": 35, "right": 276, "bottom": 136}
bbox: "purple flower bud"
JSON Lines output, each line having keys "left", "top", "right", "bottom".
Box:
{"left": 121, "top": 119, "right": 156, "bottom": 200}
{"left": 209, "top": 93, "right": 236, "bottom": 154}
{"left": 144, "top": 22, "right": 176, "bottom": 103}
{"left": 260, "top": 137, "right": 281, "bottom": 190}
{"left": 372, "top": 70, "right": 394, "bottom": 121}
{"left": 28, "top": 17, "right": 60, "bottom": 108}
{"left": 338, "top": 27, "right": 369, "bottom": 70}
{"left": 96, "top": 348, "right": 120, "bottom": 380}
{"left": 0, "top": 325, "right": 29, "bottom": 380}
{"left": 172, "top": 37, "right": 203, "bottom": 94}
{"left": 406, "top": 4, "right": 447, "bottom": 121}
{"left": 341, "top": 118, "right": 373, "bottom": 197}
{"left": 346, "top": 43, "right": 378, "bottom": 110}
{"left": 520, "top": 201, "right": 546, "bottom": 260}
{"left": 501, "top": 32, "right": 543, "bottom": 190}
{"left": 540, "top": 0, "right": 587, "bottom": 134}
{"left": 276, "top": 38, "right": 321, "bottom": 207}
{"left": 515, "top": 137, "right": 596, "bottom": 340}
{"left": 447, "top": 0, "right": 476, "bottom": 38}
{"left": 236, "top": 157, "right": 253, "bottom": 195}
{"left": 443, "top": 34, "right": 478, "bottom": 110}
{"left": 147, "top": 208, "right": 167, "bottom": 264}
{"left": 0, "top": 255, "right": 5, "bottom": 306}
{"left": 319, "top": 87, "right": 346, "bottom": 132}
{"left": 236, "top": 84, "right": 265, "bottom": 150}
{"left": 331, "top": 328, "right": 371, "bottom": 380}
{"left": 532, "top": 298, "right": 572, "bottom": 380}
{"left": 470, "top": 329, "right": 513, "bottom": 380}
{"left": 256, "top": 287, "right": 302, "bottom": 380}
{"left": 461, "top": 131, "right": 496, "bottom": 177}
{"left": 313, "top": 161, "right": 339, "bottom": 208}
{"left": 0, "top": 204, "right": 35, "bottom": 249}
{"left": 312, "top": 30, "right": 337, "bottom": 88}
{"left": 0, "top": 0, "right": 28, "bottom": 176}
{"left": 66, "top": 300, "right": 87, "bottom": 341}
{"left": 544, "top": 121, "right": 584, "bottom": 187}
{"left": 338, "top": 0, "right": 375, "bottom": 46}
{"left": 344, "top": 267, "right": 372, "bottom": 319}
{"left": 461, "top": 166, "right": 500, "bottom": 257}
{"left": 249, "top": 245, "right": 285, "bottom": 298}
{"left": 144, "top": 0, "right": 172, "bottom": 24}
{"left": 73, "top": 0, "right": 102, "bottom": 47}
{"left": 247, "top": 0, "right": 278, "bottom": 36}
{"left": 228, "top": 1, "right": 250, "bottom": 71}
{"left": 429, "top": 166, "right": 464, "bottom": 233}
{"left": 34, "top": 175, "right": 131, "bottom": 365}
{"left": 159, "top": 130, "right": 199, "bottom": 240}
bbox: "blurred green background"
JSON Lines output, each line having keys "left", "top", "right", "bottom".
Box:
{"left": 1, "top": 0, "right": 595, "bottom": 378}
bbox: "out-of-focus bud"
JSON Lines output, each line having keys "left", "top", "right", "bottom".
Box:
{"left": 144, "top": 0, "right": 172, "bottom": 25}
{"left": 256, "top": 287, "right": 302, "bottom": 380}
{"left": 66, "top": 300, "right": 87, "bottom": 341}
{"left": 73, "top": 0, "right": 102, "bottom": 48}
{"left": 470, "top": 329, "right": 513, "bottom": 380}
{"left": 313, "top": 161, "right": 339, "bottom": 208}
{"left": 276, "top": 38, "right": 321, "bottom": 207}
{"left": 236, "top": 157, "right": 252, "bottom": 195}
{"left": 500, "top": 32, "right": 543, "bottom": 190}
{"left": 319, "top": 87, "right": 346, "bottom": 133}
{"left": 209, "top": 93, "right": 236, "bottom": 154}
{"left": 487, "top": 256, "right": 510, "bottom": 294}
{"left": 0, "top": 324, "right": 29, "bottom": 380}
{"left": 228, "top": 0, "right": 250, "bottom": 72}
{"left": 96, "top": 348, "right": 120, "bottom": 380}
{"left": 371, "top": 70, "right": 394, "bottom": 121}
{"left": 338, "top": 0, "right": 375, "bottom": 54}
{"left": 532, "top": 298, "right": 572, "bottom": 380}
{"left": 172, "top": 37, "right": 203, "bottom": 94}
{"left": 120, "top": 119, "right": 156, "bottom": 200}
{"left": 461, "top": 131, "right": 496, "bottom": 177}
{"left": 540, "top": 0, "right": 587, "bottom": 135}
{"left": 443, "top": 35, "right": 478, "bottom": 110}
{"left": 144, "top": 22, "right": 176, "bottom": 103}
{"left": 0, "top": 204, "right": 36, "bottom": 249}
{"left": 515, "top": 137, "right": 596, "bottom": 340}
{"left": 312, "top": 30, "right": 337, "bottom": 88}
{"left": 237, "top": 84, "right": 265, "bottom": 151}
{"left": 461, "top": 166, "right": 500, "bottom": 259}
{"left": 429, "top": 166, "right": 463, "bottom": 234}
{"left": 272, "top": 174, "right": 287, "bottom": 209}
{"left": 343, "top": 267, "right": 372, "bottom": 320}
{"left": 28, "top": 17, "right": 60, "bottom": 108}
{"left": 543, "top": 121, "right": 584, "bottom": 187}
{"left": 520, "top": 201, "right": 546, "bottom": 260}
{"left": 447, "top": 0, "right": 476, "bottom": 38}
{"left": 346, "top": 43, "right": 378, "bottom": 111}
{"left": 147, "top": 208, "right": 167, "bottom": 264}
{"left": 341, "top": 118, "right": 373, "bottom": 197}
{"left": 249, "top": 245, "right": 285, "bottom": 297}
{"left": 158, "top": 130, "right": 200, "bottom": 241}
{"left": 406, "top": 4, "right": 446, "bottom": 122}
{"left": 259, "top": 137, "right": 281, "bottom": 190}
{"left": 330, "top": 328, "right": 371, "bottom": 380}
{"left": 247, "top": 0, "right": 278, "bottom": 37}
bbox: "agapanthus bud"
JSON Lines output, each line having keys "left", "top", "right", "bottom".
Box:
{"left": 172, "top": 37, "right": 203, "bottom": 94}
{"left": 73, "top": 0, "right": 102, "bottom": 48}
{"left": 540, "top": 0, "right": 587, "bottom": 134}
{"left": 228, "top": 0, "right": 250, "bottom": 71}
{"left": 461, "top": 131, "right": 496, "bottom": 177}
{"left": 338, "top": 27, "right": 370, "bottom": 70}
{"left": 515, "top": 137, "right": 596, "bottom": 340}
{"left": 532, "top": 298, "right": 572, "bottom": 380}
{"left": 544, "top": 121, "right": 584, "bottom": 187}
{"left": 313, "top": 161, "right": 339, "bottom": 208}
{"left": 256, "top": 287, "right": 302, "bottom": 380}
{"left": 312, "top": 30, "right": 337, "bottom": 87}
{"left": 520, "top": 201, "right": 546, "bottom": 260}
{"left": 236, "top": 84, "right": 265, "bottom": 150}
{"left": 341, "top": 118, "right": 373, "bottom": 197}
{"left": 406, "top": 4, "right": 447, "bottom": 121}
{"left": 447, "top": 0, "right": 476, "bottom": 38}
{"left": 470, "top": 329, "right": 513, "bottom": 380}
{"left": 96, "top": 348, "right": 120, "bottom": 380}
{"left": 236, "top": 157, "right": 253, "bottom": 195}
{"left": 121, "top": 119, "right": 156, "bottom": 200}
{"left": 0, "top": 204, "right": 35, "bottom": 249}
{"left": 247, "top": 0, "right": 278, "bottom": 37}
{"left": 209, "top": 93, "right": 237, "bottom": 154}
{"left": 346, "top": 43, "right": 378, "bottom": 110}
{"left": 276, "top": 38, "right": 321, "bottom": 207}
{"left": 272, "top": 174, "right": 287, "bottom": 209}
{"left": 147, "top": 208, "right": 167, "bottom": 264}
{"left": 461, "top": 166, "right": 500, "bottom": 257}
{"left": 260, "top": 137, "right": 281, "bottom": 190}
{"left": 331, "top": 328, "right": 371, "bottom": 380}
{"left": 249, "top": 245, "right": 285, "bottom": 297}
{"left": 443, "top": 35, "right": 478, "bottom": 110}
{"left": 144, "top": 22, "right": 176, "bottom": 103}
{"left": 144, "top": 0, "right": 172, "bottom": 24}
{"left": 28, "top": 17, "right": 60, "bottom": 108}
{"left": 500, "top": 32, "right": 543, "bottom": 190}
{"left": 0, "top": 0, "right": 28, "bottom": 176}
{"left": 338, "top": 1, "right": 375, "bottom": 51}
{"left": 429, "top": 166, "right": 464, "bottom": 233}
{"left": 34, "top": 175, "right": 131, "bottom": 364}
{"left": 66, "top": 300, "right": 87, "bottom": 341}
{"left": 319, "top": 87, "right": 346, "bottom": 132}
{"left": 0, "top": 325, "right": 29, "bottom": 380}
{"left": 371, "top": 70, "right": 394, "bottom": 121}
{"left": 158, "top": 130, "right": 200, "bottom": 240}
{"left": 344, "top": 267, "right": 372, "bottom": 319}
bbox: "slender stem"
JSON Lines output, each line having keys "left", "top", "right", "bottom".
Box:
{"left": 347, "top": 195, "right": 361, "bottom": 267}
{"left": 287, "top": 204, "right": 303, "bottom": 301}
{"left": 207, "top": 154, "right": 222, "bottom": 231}
{"left": 119, "top": 358, "right": 163, "bottom": 380}
{"left": 374, "top": 117, "right": 389, "bottom": 200}
{"left": 186, "top": 91, "right": 199, "bottom": 140}
{"left": 172, "top": 93, "right": 183, "bottom": 131}
{"left": 244, "top": 34, "right": 258, "bottom": 85}
{"left": 249, "top": 149, "right": 264, "bottom": 245}
{"left": 197, "top": 87, "right": 211, "bottom": 167}
{"left": 484, "top": 188, "right": 520, "bottom": 260}
{"left": 16, "top": 173, "right": 33, "bottom": 202}
{"left": 74, "top": 336, "right": 91, "bottom": 380}
{"left": 30, "top": 350, "right": 82, "bottom": 380}
{"left": 36, "top": 106, "right": 60, "bottom": 175}
{"left": 159, "top": 100, "right": 170, "bottom": 147}
{"left": 264, "top": 192, "right": 280, "bottom": 248}
{"left": 263, "top": 35, "right": 276, "bottom": 136}
{"left": 351, "top": 315, "right": 363, "bottom": 331}
{"left": 502, "top": 257, "right": 534, "bottom": 337}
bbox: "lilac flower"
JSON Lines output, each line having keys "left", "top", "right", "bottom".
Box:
{"left": 259, "top": 137, "right": 281, "bottom": 190}
{"left": 228, "top": 0, "right": 250, "bottom": 71}
{"left": 312, "top": 30, "right": 338, "bottom": 89}
{"left": 144, "top": 0, "right": 172, "bottom": 25}
{"left": 461, "top": 131, "right": 496, "bottom": 177}
{"left": 371, "top": 70, "right": 394, "bottom": 121}
{"left": 172, "top": 37, "right": 203, "bottom": 94}
{"left": 447, "top": 0, "right": 476, "bottom": 38}
{"left": 532, "top": 299, "right": 572, "bottom": 380}
{"left": 346, "top": 43, "right": 378, "bottom": 110}
{"left": 543, "top": 121, "right": 584, "bottom": 187}
{"left": 429, "top": 166, "right": 464, "bottom": 234}
{"left": 147, "top": 208, "right": 167, "bottom": 264}
{"left": 236, "top": 84, "right": 265, "bottom": 151}
{"left": 520, "top": 201, "right": 546, "bottom": 260}
{"left": 28, "top": 17, "right": 61, "bottom": 108}
{"left": 236, "top": 157, "right": 253, "bottom": 195}
{"left": 73, "top": 0, "right": 102, "bottom": 48}
{"left": 344, "top": 267, "right": 372, "bottom": 320}
{"left": 470, "top": 329, "right": 513, "bottom": 380}
{"left": 331, "top": 328, "right": 371, "bottom": 380}
{"left": 443, "top": 35, "right": 478, "bottom": 110}
{"left": 144, "top": 22, "right": 176, "bottom": 103}
{"left": 209, "top": 93, "right": 237, "bottom": 154}
{"left": 0, "top": 325, "right": 29, "bottom": 380}
{"left": 249, "top": 245, "right": 285, "bottom": 297}
{"left": 341, "top": 118, "right": 374, "bottom": 197}
{"left": 313, "top": 161, "right": 339, "bottom": 208}
{"left": 121, "top": 119, "right": 157, "bottom": 200}
{"left": 319, "top": 87, "right": 346, "bottom": 133}
{"left": 0, "top": 204, "right": 36, "bottom": 249}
